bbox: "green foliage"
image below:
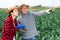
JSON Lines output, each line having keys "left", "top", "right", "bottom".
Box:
{"left": 35, "top": 10, "right": 60, "bottom": 40}
{"left": 0, "top": 10, "right": 8, "bottom": 37}
{"left": 55, "top": 8, "right": 60, "bottom": 10}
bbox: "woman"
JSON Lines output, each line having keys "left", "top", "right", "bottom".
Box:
{"left": 2, "top": 6, "right": 25, "bottom": 40}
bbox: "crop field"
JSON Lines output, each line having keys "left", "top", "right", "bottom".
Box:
{"left": 0, "top": 7, "right": 60, "bottom": 40}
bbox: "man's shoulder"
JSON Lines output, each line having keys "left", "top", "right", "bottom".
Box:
{"left": 27, "top": 11, "right": 32, "bottom": 13}
{"left": 27, "top": 11, "right": 33, "bottom": 15}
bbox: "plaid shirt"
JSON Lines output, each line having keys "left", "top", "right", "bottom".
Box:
{"left": 2, "top": 16, "right": 18, "bottom": 40}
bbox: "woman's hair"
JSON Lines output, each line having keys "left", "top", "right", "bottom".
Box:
{"left": 8, "top": 10, "right": 13, "bottom": 17}
{"left": 7, "top": 6, "right": 18, "bottom": 17}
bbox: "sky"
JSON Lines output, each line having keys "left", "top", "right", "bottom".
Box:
{"left": 0, "top": 0, "right": 60, "bottom": 8}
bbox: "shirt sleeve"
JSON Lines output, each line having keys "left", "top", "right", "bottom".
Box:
{"left": 31, "top": 11, "right": 47, "bottom": 17}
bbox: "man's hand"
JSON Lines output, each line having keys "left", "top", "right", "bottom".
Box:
{"left": 16, "top": 23, "right": 26, "bottom": 32}
{"left": 16, "top": 24, "right": 25, "bottom": 29}
{"left": 20, "top": 29, "right": 26, "bottom": 32}
{"left": 46, "top": 9, "right": 53, "bottom": 14}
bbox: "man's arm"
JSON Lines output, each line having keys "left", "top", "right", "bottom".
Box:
{"left": 31, "top": 9, "right": 51, "bottom": 17}
{"left": 31, "top": 11, "right": 46, "bottom": 17}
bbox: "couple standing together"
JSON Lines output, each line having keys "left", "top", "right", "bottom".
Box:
{"left": 2, "top": 4, "right": 51, "bottom": 40}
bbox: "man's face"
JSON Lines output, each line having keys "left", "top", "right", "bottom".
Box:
{"left": 20, "top": 6, "right": 28, "bottom": 14}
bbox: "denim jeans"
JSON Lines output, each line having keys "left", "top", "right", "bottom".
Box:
{"left": 22, "top": 37, "right": 36, "bottom": 40}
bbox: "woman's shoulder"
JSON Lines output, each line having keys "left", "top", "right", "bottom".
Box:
{"left": 4, "top": 16, "right": 13, "bottom": 23}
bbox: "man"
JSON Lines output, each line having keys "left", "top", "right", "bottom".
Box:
{"left": 17, "top": 4, "right": 52, "bottom": 40}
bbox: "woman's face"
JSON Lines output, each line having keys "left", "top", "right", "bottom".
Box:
{"left": 12, "top": 8, "right": 18, "bottom": 17}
